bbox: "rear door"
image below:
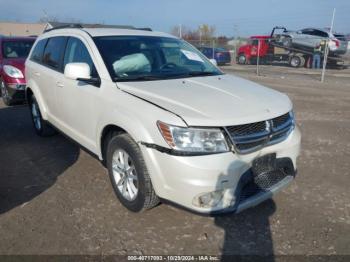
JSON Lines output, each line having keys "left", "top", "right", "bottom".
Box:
{"left": 293, "top": 29, "right": 314, "bottom": 48}
{"left": 57, "top": 36, "right": 100, "bottom": 151}
{"left": 310, "top": 30, "right": 328, "bottom": 47}
{"left": 39, "top": 36, "right": 67, "bottom": 118}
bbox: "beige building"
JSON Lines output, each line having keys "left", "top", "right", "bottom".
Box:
{"left": 0, "top": 22, "right": 47, "bottom": 36}
{"left": 0, "top": 21, "right": 135, "bottom": 37}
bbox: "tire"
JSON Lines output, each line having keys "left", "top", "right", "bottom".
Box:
{"left": 1, "top": 79, "right": 13, "bottom": 106}
{"left": 29, "top": 95, "right": 57, "bottom": 136}
{"left": 289, "top": 55, "right": 302, "bottom": 68}
{"left": 237, "top": 54, "right": 247, "bottom": 65}
{"left": 106, "top": 133, "right": 159, "bottom": 212}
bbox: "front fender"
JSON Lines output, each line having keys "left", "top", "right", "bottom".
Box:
{"left": 95, "top": 91, "right": 186, "bottom": 160}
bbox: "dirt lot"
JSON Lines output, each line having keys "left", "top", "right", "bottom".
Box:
{"left": 0, "top": 65, "right": 349, "bottom": 259}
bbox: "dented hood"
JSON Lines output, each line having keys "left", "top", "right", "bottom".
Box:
{"left": 117, "top": 74, "right": 293, "bottom": 127}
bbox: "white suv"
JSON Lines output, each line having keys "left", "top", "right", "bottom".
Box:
{"left": 25, "top": 26, "right": 301, "bottom": 214}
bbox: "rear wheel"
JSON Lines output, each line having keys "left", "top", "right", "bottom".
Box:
{"left": 29, "top": 95, "right": 56, "bottom": 136}
{"left": 289, "top": 55, "right": 305, "bottom": 68}
{"left": 106, "top": 133, "right": 159, "bottom": 212}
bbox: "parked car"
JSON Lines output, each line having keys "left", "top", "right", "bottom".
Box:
{"left": 279, "top": 28, "right": 348, "bottom": 55}
{"left": 25, "top": 26, "right": 301, "bottom": 214}
{"left": 0, "top": 36, "right": 35, "bottom": 105}
{"left": 197, "top": 46, "right": 231, "bottom": 65}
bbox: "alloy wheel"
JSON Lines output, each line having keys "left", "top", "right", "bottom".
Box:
{"left": 31, "top": 102, "right": 42, "bottom": 130}
{"left": 290, "top": 57, "right": 301, "bottom": 68}
{"left": 112, "top": 149, "right": 139, "bottom": 201}
{"left": 238, "top": 55, "right": 246, "bottom": 64}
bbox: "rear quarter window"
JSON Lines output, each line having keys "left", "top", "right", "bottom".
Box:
{"left": 30, "top": 39, "right": 48, "bottom": 63}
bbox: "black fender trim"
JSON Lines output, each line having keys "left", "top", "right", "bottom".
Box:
{"left": 140, "top": 142, "right": 227, "bottom": 157}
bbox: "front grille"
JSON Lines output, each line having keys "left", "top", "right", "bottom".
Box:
{"left": 226, "top": 112, "right": 294, "bottom": 154}
{"left": 226, "top": 121, "right": 267, "bottom": 137}
{"left": 272, "top": 112, "right": 290, "bottom": 129}
{"left": 236, "top": 140, "right": 265, "bottom": 151}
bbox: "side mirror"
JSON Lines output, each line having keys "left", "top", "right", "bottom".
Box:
{"left": 64, "top": 62, "right": 100, "bottom": 87}
{"left": 64, "top": 62, "right": 91, "bottom": 80}
{"left": 209, "top": 59, "right": 217, "bottom": 66}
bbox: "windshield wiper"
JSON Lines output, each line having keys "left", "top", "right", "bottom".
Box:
{"left": 187, "top": 71, "right": 219, "bottom": 77}
{"left": 114, "top": 75, "right": 165, "bottom": 82}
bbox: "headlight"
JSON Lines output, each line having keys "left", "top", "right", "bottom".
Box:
{"left": 157, "top": 121, "right": 229, "bottom": 153}
{"left": 3, "top": 65, "right": 24, "bottom": 79}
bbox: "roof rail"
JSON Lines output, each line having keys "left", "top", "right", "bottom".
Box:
{"left": 44, "top": 24, "right": 83, "bottom": 33}
{"left": 44, "top": 23, "right": 152, "bottom": 33}
{"left": 135, "top": 27, "right": 153, "bottom": 31}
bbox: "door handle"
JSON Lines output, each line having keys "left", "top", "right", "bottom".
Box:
{"left": 34, "top": 72, "right": 40, "bottom": 76}
{"left": 56, "top": 81, "right": 64, "bottom": 88}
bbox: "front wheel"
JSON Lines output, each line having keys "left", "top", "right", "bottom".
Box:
{"left": 106, "top": 133, "right": 159, "bottom": 212}
{"left": 29, "top": 95, "right": 56, "bottom": 136}
{"left": 1, "top": 80, "right": 13, "bottom": 106}
{"left": 237, "top": 54, "right": 248, "bottom": 65}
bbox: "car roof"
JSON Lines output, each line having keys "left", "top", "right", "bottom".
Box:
{"left": 301, "top": 28, "right": 331, "bottom": 33}
{"left": 41, "top": 27, "right": 176, "bottom": 39}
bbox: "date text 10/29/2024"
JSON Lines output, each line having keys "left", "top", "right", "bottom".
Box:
{"left": 127, "top": 255, "right": 219, "bottom": 261}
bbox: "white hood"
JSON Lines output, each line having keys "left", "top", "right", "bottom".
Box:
{"left": 117, "top": 74, "right": 293, "bottom": 127}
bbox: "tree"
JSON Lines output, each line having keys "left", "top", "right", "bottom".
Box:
{"left": 198, "top": 24, "right": 216, "bottom": 41}
{"left": 170, "top": 24, "right": 216, "bottom": 42}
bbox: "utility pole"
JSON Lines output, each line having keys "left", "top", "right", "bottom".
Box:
{"left": 234, "top": 24, "right": 239, "bottom": 56}
{"left": 179, "top": 24, "right": 182, "bottom": 39}
{"left": 321, "top": 8, "right": 336, "bottom": 83}
{"left": 256, "top": 38, "right": 261, "bottom": 76}
{"left": 234, "top": 24, "right": 239, "bottom": 39}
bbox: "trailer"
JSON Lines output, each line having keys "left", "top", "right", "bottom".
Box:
{"left": 236, "top": 27, "right": 347, "bottom": 68}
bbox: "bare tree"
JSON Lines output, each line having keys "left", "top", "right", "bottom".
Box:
{"left": 170, "top": 24, "right": 216, "bottom": 41}
{"left": 198, "top": 24, "right": 216, "bottom": 41}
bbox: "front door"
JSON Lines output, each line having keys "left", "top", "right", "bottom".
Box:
{"left": 57, "top": 36, "right": 101, "bottom": 152}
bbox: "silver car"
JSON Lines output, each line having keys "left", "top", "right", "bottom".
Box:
{"left": 281, "top": 28, "right": 348, "bottom": 55}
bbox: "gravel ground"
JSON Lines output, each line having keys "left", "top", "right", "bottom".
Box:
{"left": 0, "top": 65, "right": 349, "bottom": 259}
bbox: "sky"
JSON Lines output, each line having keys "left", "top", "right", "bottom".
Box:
{"left": 0, "top": 0, "right": 349, "bottom": 36}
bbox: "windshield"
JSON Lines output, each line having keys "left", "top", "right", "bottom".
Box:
{"left": 93, "top": 36, "right": 222, "bottom": 81}
{"left": 2, "top": 40, "right": 34, "bottom": 59}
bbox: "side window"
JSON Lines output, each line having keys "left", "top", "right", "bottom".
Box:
{"left": 30, "top": 39, "right": 48, "bottom": 63}
{"left": 63, "top": 37, "right": 97, "bottom": 77}
{"left": 42, "top": 37, "right": 67, "bottom": 70}
{"left": 313, "top": 30, "right": 328, "bottom": 38}
{"left": 302, "top": 29, "right": 312, "bottom": 35}
{"left": 252, "top": 40, "right": 259, "bottom": 45}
